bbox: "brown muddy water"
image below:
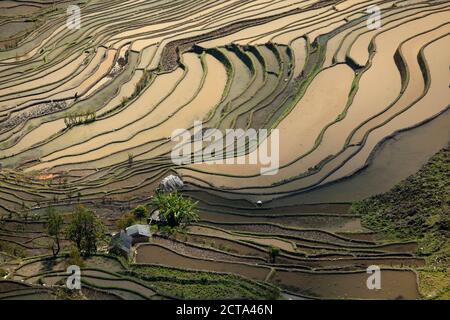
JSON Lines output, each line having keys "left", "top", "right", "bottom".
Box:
{"left": 274, "top": 107, "right": 450, "bottom": 204}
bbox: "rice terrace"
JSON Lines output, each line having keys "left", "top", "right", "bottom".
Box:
{"left": 0, "top": 0, "right": 448, "bottom": 302}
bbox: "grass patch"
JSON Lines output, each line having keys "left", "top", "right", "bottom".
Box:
{"left": 131, "top": 265, "right": 279, "bottom": 299}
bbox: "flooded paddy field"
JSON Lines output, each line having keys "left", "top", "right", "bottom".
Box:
{"left": 0, "top": 0, "right": 448, "bottom": 300}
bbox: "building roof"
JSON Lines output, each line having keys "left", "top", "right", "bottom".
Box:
{"left": 126, "top": 224, "right": 151, "bottom": 238}
{"left": 109, "top": 230, "right": 132, "bottom": 253}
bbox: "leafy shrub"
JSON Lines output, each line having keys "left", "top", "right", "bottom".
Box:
{"left": 116, "top": 212, "right": 136, "bottom": 230}
{"left": 132, "top": 205, "right": 148, "bottom": 220}
{"left": 47, "top": 208, "right": 64, "bottom": 256}
{"left": 67, "top": 246, "right": 84, "bottom": 268}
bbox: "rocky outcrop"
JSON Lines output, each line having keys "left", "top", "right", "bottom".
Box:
{"left": 0, "top": 100, "right": 68, "bottom": 133}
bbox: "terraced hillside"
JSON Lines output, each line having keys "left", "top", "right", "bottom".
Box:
{"left": 0, "top": 0, "right": 448, "bottom": 300}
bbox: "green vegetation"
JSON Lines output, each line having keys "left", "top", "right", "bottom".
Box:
{"left": 53, "top": 287, "right": 85, "bottom": 300}
{"left": 151, "top": 192, "right": 199, "bottom": 230}
{"left": 134, "top": 69, "right": 152, "bottom": 95}
{"left": 67, "top": 246, "right": 84, "bottom": 268}
{"left": 66, "top": 205, "right": 106, "bottom": 255}
{"left": 127, "top": 153, "right": 134, "bottom": 167}
{"left": 131, "top": 265, "right": 280, "bottom": 300}
{"left": 1, "top": 0, "right": 448, "bottom": 301}
{"left": 131, "top": 205, "right": 148, "bottom": 220}
{"left": 108, "top": 70, "right": 154, "bottom": 117}
{"left": 351, "top": 146, "right": 449, "bottom": 299}
{"left": 0, "top": 240, "right": 26, "bottom": 258}
{"left": 116, "top": 204, "right": 149, "bottom": 230}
